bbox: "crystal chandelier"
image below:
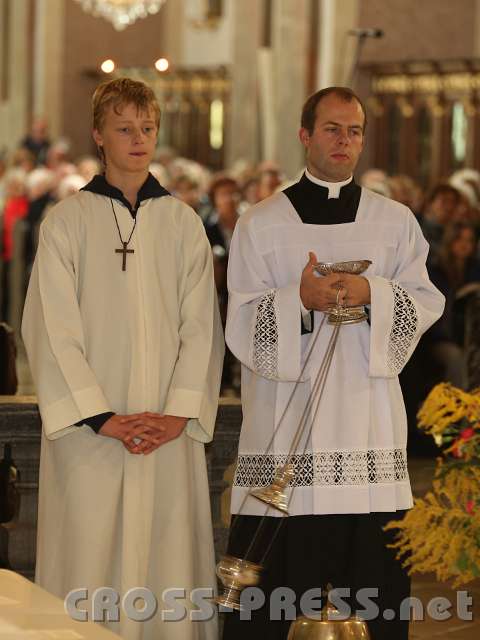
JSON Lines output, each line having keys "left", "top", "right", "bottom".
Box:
{"left": 75, "top": 0, "right": 166, "bottom": 31}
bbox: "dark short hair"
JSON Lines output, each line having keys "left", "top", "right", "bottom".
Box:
{"left": 208, "top": 175, "right": 239, "bottom": 203}
{"left": 425, "top": 183, "right": 461, "bottom": 207}
{"left": 301, "top": 87, "right": 367, "bottom": 134}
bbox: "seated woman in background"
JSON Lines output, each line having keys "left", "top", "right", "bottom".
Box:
{"left": 428, "top": 222, "right": 480, "bottom": 388}
{"left": 420, "top": 184, "right": 462, "bottom": 255}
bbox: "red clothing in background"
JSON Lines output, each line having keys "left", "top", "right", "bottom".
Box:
{"left": 2, "top": 196, "right": 29, "bottom": 262}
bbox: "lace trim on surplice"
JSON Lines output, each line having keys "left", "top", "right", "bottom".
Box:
{"left": 234, "top": 449, "right": 408, "bottom": 487}
{"left": 386, "top": 282, "right": 418, "bottom": 375}
{"left": 252, "top": 290, "right": 279, "bottom": 379}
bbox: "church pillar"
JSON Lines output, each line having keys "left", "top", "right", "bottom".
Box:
{"left": 226, "top": 0, "right": 264, "bottom": 169}
{"left": 32, "top": 0, "right": 65, "bottom": 139}
{"left": 0, "top": 0, "right": 31, "bottom": 150}
{"left": 270, "top": 0, "right": 311, "bottom": 178}
{"left": 315, "top": 0, "right": 374, "bottom": 174}
{"left": 316, "top": 0, "right": 360, "bottom": 88}
{"left": 160, "top": 0, "right": 185, "bottom": 67}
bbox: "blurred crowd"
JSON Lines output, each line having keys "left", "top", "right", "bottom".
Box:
{"left": 362, "top": 168, "right": 480, "bottom": 391}
{"left": 2, "top": 119, "right": 480, "bottom": 403}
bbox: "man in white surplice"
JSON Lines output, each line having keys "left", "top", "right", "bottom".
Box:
{"left": 222, "top": 88, "right": 445, "bottom": 640}
{"left": 22, "top": 78, "right": 224, "bottom": 640}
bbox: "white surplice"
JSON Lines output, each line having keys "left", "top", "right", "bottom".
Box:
{"left": 226, "top": 186, "right": 445, "bottom": 517}
{"left": 22, "top": 190, "right": 224, "bottom": 640}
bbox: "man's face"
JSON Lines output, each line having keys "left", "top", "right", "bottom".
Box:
{"left": 93, "top": 102, "right": 158, "bottom": 176}
{"left": 299, "top": 94, "right": 365, "bottom": 182}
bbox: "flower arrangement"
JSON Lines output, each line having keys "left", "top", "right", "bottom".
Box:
{"left": 386, "top": 383, "right": 480, "bottom": 587}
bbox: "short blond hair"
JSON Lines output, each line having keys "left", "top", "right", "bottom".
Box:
{"left": 92, "top": 77, "right": 161, "bottom": 131}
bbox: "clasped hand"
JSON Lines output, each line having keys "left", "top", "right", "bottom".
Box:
{"left": 99, "top": 413, "right": 188, "bottom": 455}
{"left": 300, "top": 252, "right": 371, "bottom": 312}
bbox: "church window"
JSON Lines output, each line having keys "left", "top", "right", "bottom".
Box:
{"left": 451, "top": 101, "right": 467, "bottom": 170}
{"left": 209, "top": 98, "right": 223, "bottom": 149}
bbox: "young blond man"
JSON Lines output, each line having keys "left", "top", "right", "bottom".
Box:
{"left": 22, "top": 78, "right": 224, "bottom": 640}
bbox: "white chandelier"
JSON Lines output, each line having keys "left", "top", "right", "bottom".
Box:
{"left": 75, "top": 0, "right": 166, "bottom": 31}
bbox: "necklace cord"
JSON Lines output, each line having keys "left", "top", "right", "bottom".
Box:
{"left": 110, "top": 198, "right": 137, "bottom": 246}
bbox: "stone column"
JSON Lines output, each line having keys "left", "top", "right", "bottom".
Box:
{"left": 316, "top": 0, "right": 360, "bottom": 88}
{"left": 161, "top": 0, "right": 185, "bottom": 67}
{"left": 226, "top": 0, "right": 264, "bottom": 168}
{"left": 32, "top": 0, "right": 66, "bottom": 139}
{"left": 0, "top": 0, "right": 31, "bottom": 150}
{"left": 270, "top": 0, "right": 311, "bottom": 178}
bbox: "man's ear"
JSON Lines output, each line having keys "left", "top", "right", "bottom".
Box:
{"left": 299, "top": 127, "right": 310, "bottom": 148}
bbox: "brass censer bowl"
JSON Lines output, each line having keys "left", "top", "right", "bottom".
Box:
{"left": 314, "top": 260, "right": 372, "bottom": 325}
{"left": 215, "top": 555, "right": 263, "bottom": 610}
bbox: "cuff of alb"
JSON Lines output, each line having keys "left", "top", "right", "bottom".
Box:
{"left": 75, "top": 411, "right": 115, "bottom": 434}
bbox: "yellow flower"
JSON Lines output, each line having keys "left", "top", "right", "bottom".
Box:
{"left": 417, "top": 383, "right": 480, "bottom": 436}
{"left": 386, "top": 467, "right": 480, "bottom": 587}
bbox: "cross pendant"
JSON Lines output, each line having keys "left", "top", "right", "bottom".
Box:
{"left": 115, "top": 242, "right": 134, "bottom": 271}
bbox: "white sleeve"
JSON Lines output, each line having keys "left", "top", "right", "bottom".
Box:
{"left": 163, "top": 214, "right": 225, "bottom": 443}
{"left": 226, "top": 215, "right": 305, "bottom": 382}
{"left": 21, "top": 216, "right": 111, "bottom": 440}
{"left": 365, "top": 210, "right": 445, "bottom": 378}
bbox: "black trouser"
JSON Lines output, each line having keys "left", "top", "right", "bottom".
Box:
{"left": 221, "top": 512, "right": 410, "bottom": 640}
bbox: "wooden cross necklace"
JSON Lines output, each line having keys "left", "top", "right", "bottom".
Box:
{"left": 110, "top": 198, "right": 137, "bottom": 271}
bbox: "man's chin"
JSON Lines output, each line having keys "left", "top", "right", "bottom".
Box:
{"left": 329, "top": 163, "right": 353, "bottom": 182}
{"left": 327, "top": 170, "right": 352, "bottom": 182}
{"left": 121, "top": 163, "right": 151, "bottom": 175}
{"left": 309, "top": 163, "right": 354, "bottom": 182}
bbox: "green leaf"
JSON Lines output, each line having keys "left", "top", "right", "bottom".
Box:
{"left": 456, "top": 550, "right": 469, "bottom": 572}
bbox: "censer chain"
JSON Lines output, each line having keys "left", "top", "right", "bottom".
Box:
{"left": 241, "top": 322, "right": 340, "bottom": 564}
{"left": 257, "top": 323, "right": 341, "bottom": 565}
{"left": 229, "top": 313, "right": 327, "bottom": 535}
